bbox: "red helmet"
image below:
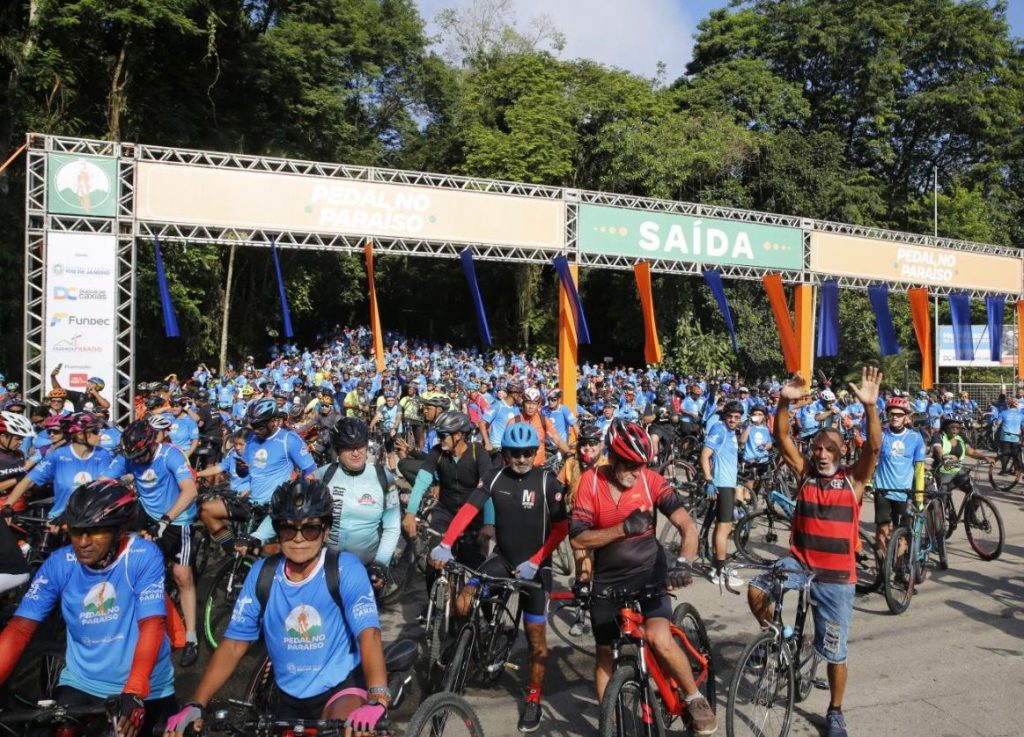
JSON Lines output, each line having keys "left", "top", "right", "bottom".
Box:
{"left": 886, "top": 396, "right": 911, "bottom": 413}
{"left": 606, "top": 419, "right": 651, "bottom": 464}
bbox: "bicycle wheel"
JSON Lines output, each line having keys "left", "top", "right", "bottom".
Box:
{"left": 243, "top": 653, "right": 279, "bottom": 714}
{"left": 726, "top": 630, "right": 793, "bottom": 737}
{"left": 927, "top": 501, "right": 948, "bottom": 571}
{"left": 671, "top": 603, "right": 716, "bottom": 711}
{"left": 202, "top": 556, "right": 254, "bottom": 650}
{"left": 404, "top": 691, "right": 486, "bottom": 737}
{"left": 191, "top": 526, "right": 213, "bottom": 581}
{"left": 379, "top": 535, "right": 414, "bottom": 607}
{"left": 963, "top": 495, "right": 1004, "bottom": 560}
{"left": 854, "top": 529, "right": 881, "bottom": 595}
{"left": 479, "top": 599, "right": 519, "bottom": 686}
{"left": 552, "top": 535, "right": 574, "bottom": 577}
{"left": 882, "top": 526, "right": 914, "bottom": 615}
{"left": 987, "top": 452, "right": 1022, "bottom": 492}
{"left": 7, "top": 641, "right": 65, "bottom": 706}
{"left": 439, "top": 627, "right": 474, "bottom": 695}
{"left": 426, "top": 578, "right": 451, "bottom": 673}
{"left": 733, "top": 510, "right": 791, "bottom": 565}
{"left": 793, "top": 614, "right": 820, "bottom": 704}
{"left": 600, "top": 661, "right": 667, "bottom": 737}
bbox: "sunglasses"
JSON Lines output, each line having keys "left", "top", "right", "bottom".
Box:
{"left": 507, "top": 448, "right": 537, "bottom": 459}
{"left": 275, "top": 522, "right": 326, "bottom": 542}
{"left": 615, "top": 459, "right": 644, "bottom": 472}
{"left": 69, "top": 527, "right": 114, "bottom": 539}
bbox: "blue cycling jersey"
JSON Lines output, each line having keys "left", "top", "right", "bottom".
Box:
{"left": 482, "top": 403, "right": 519, "bottom": 448}
{"left": 796, "top": 404, "right": 820, "bottom": 437}
{"left": 224, "top": 550, "right": 380, "bottom": 699}
{"left": 220, "top": 449, "right": 251, "bottom": 495}
{"left": 318, "top": 463, "right": 401, "bottom": 565}
{"left": 704, "top": 422, "right": 738, "bottom": 487}
{"left": 98, "top": 426, "right": 121, "bottom": 452}
{"left": 541, "top": 404, "right": 576, "bottom": 444}
{"left": 104, "top": 444, "right": 196, "bottom": 524}
{"left": 28, "top": 445, "right": 114, "bottom": 519}
{"left": 15, "top": 536, "right": 175, "bottom": 699}
{"left": 873, "top": 428, "right": 926, "bottom": 499}
{"left": 743, "top": 425, "right": 772, "bottom": 462}
{"left": 167, "top": 415, "right": 199, "bottom": 454}
{"left": 243, "top": 428, "right": 316, "bottom": 504}
{"left": 997, "top": 408, "right": 1023, "bottom": 441}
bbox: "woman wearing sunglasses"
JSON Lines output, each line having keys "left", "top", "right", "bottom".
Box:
{"left": 165, "top": 478, "right": 389, "bottom": 737}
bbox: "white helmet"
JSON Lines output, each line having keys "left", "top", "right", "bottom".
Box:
{"left": 0, "top": 411, "right": 36, "bottom": 438}
{"left": 523, "top": 387, "right": 542, "bottom": 402}
{"left": 147, "top": 414, "right": 172, "bottom": 431}
{"left": 820, "top": 389, "right": 837, "bottom": 402}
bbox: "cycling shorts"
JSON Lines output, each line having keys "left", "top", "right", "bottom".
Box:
{"left": 477, "top": 553, "right": 552, "bottom": 623}
{"left": 873, "top": 490, "right": 909, "bottom": 526}
{"left": 428, "top": 506, "right": 487, "bottom": 570}
{"left": 714, "top": 487, "right": 736, "bottom": 523}
{"left": 55, "top": 685, "right": 176, "bottom": 737}
{"left": 589, "top": 558, "right": 672, "bottom": 647}
{"left": 274, "top": 668, "right": 366, "bottom": 721}
{"left": 148, "top": 517, "right": 195, "bottom": 567}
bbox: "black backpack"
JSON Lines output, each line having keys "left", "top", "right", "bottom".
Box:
{"left": 255, "top": 549, "right": 345, "bottom": 620}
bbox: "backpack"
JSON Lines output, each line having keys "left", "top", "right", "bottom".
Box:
{"left": 321, "top": 462, "right": 390, "bottom": 495}
{"left": 255, "top": 549, "right": 345, "bottom": 621}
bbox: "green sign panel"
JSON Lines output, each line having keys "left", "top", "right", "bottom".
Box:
{"left": 47, "top": 153, "right": 118, "bottom": 217}
{"left": 578, "top": 204, "right": 803, "bottom": 269}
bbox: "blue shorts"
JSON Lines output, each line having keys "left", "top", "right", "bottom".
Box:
{"left": 750, "top": 556, "right": 855, "bottom": 665}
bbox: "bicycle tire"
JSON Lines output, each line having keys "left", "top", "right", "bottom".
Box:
{"left": 793, "top": 614, "right": 820, "bottom": 704}
{"left": 7, "top": 641, "right": 65, "bottom": 707}
{"left": 404, "top": 691, "right": 486, "bottom": 737}
{"left": 726, "top": 630, "right": 793, "bottom": 737}
{"left": 854, "top": 529, "right": 880, "bottom": 595}
{"left": 440, "top": 626, "right": 474, "bottom": 695}
{"left": 963, "top": 495, "right": 1004, "bottom": 560}
{"left": 733, "top": 510, "right": 791, "bottom": 565}
{"left": 671, "top": 603, "right": 716, "bottom": 711}
{"left": 379, "top": 535, "right": 414, "bottom": 607}
{"left": 882, "top": 526, "right": 914, "bottom": 615}
{"left": 243, "top": 653, "right": 279, "bottom": 715}
{"left": 192, "top": 526, "right": 213, "bottom": 580}
{"left": 479, "top": 600, "right": 518, "bottom": 687}
{"left": 927, "top": 500, "right": 948, "bottom": 571}
{"left": 203, "top": 555, "right": 254, "bottom": 650}
{"left": 600, "top": 661, "right": 668, "bottom": 737}
{"left": 427, "top": 578, "right": 451, "bottom": 671}
{"left": 987, "top": 454, "right": 1021, "bottom": 492}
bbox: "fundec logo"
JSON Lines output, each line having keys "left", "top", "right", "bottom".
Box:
{"left": 49, "top": 313, "right": 110, "bottom": 327}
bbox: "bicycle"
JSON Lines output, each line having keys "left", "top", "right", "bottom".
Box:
{"left": 201, "top": 713, "right": 393, "bottom": 736}
{"left": 435, "top": 562, "right": 542, "bottom": 695}
{"left": 0, "top": 701, "right": 114, "bottom": 737}
{"left": 596, "top": 583, "right": 716, "bottom": 737}
{"left": 403, "top": 691, "right": 485, "bottom": 737}
{"left": 988, "top": 438, "right": 1023, "bottom": 492}
{"left": 423, "top": 557, "right": 469, "bottom": 691}
{"left": 722, "top": 561, "right": 824, "bottom": 737}
{"left": 881, "top": 487, "right": 949, "bottom": 615}
{"left": 934, "top": 463, "right": 1005, "bottom": 560}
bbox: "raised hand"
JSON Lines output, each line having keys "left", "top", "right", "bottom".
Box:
{"left": 849, "top": 366, "right": 882, "bottom": 408}
{"left": 779, "top": 372, "right": 808, "bottom": 402}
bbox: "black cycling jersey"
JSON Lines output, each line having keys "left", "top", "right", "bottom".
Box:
{"left": 0, "top": 520, "right": 29, "bottom": 576}
{"left": 464, "top": 466, "right": 566, "bottom": 565}
{"left": 0, "top": 448, "right": 27, "bottom": 487}
{"left": 421, "top": 442, "right": 493, "bottom": 514}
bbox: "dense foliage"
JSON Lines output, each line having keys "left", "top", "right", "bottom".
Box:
{"left": 1, "top": 0, "right": 1021, "bottom": 383}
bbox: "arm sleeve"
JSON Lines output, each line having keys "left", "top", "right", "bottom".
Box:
{"left": 0, "top": 616, "right": 39, "bottom": 685}
{"left": 374, "top": 489, "right": 402, "bottom": 566}
{"left": 441, "top": 482, "right": 490, "bottom": 546}
{"left": 123, "top": 615, "right": 166, "bottom": 698}
{"left": 529, "top": 520, "right": 568, "bottom": 565}
{"left": 286, "top": 432, "right": 316, "bottom": 476}
{"left": 482, "top": 498, "right": 495, "bottom": 526}
{"left": 406, "top": 467, "right": 435, "bottom": 517}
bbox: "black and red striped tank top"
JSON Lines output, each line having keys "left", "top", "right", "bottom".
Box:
{"left": 790, "top": 469, "right": 859, "bottom": 584}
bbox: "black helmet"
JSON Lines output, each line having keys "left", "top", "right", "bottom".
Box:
{"left": 434, "top": 410, "right": 474, "bottom": 435}
{"left": 63, "top": 480, "right": 139, "bottom": 530}
{"left": 750, "top": 404, "right": 768, "bottom": 416}
{"left": 245, "top": 397, "right": 280, "bottom": 426}
{"left": 270, "top": 478, "right": 333, "bottom": 523}
{"left": 331, "top": 416, "right": 369, "bottom": 450}
{"left": 421, "top": 395, "right": 451, "bottom": 410}
{"left": 145, "top": 394, "right": 168, "bottom": 410}
{"left": 577, "top": 423, "right": 602, "bottom": 444}
{"left": 195, "top": 389, "right": 210, "bottom": 401}
{"left": 722, "top": 400, "right": 745, "bottom": 416}
{"left": 120, "top": 419, "right": 158, "bottom": 461}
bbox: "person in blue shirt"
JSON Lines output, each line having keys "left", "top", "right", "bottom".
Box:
{"left": 740, "top": 404, "right": 773, "bottom": 467}
{"left": 994, "top": 397, "right": 1023, "bottom": 475}
{"left": 795, "top": 394, "right": 822, "bottom": 439}
{"left": 165, "top": 478, "right": 390, "bottom": 736}
{"left": 912, "top": 390, "right": 929, "bottom": 415}
{"left": 0, "top": 481, "right": 177, "bottom": 737}
{"left": 871, "top": 396, "right": 927, "bottom": 557}
{"left": 480, "top": 385, "right": 521, "bottom": 460}
{"left": 541, "top": 389, "right": 577, "bottom": 446}
{"left": 102, "top": 419, "right": 201, "bottom": 668}
{"left": 166, "top": 397, "right": 200, "bottom": 459}
{"left": 700, "top": 400, "right": 744, "bottom": 587}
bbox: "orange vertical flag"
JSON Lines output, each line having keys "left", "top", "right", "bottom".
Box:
{"left": 908, "top": 288, "right": 933, "bottom": 390}
{"left": 762, "top": 274, "right": 800, "bottom": 373}
{"left": 364, "top": 241, "right": 386, "bottom": 373}
{"left": 1017, "top": 301, "right": 1024, "bottom": 381}
{"left": 633, "top": 262, "right": 663, "bottom": 364}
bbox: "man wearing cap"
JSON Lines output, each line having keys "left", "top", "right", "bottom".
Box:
{"left": 542, "top": 389, "right": 577, "bottom": 447}
{"left": 519, "top": 388, "right": 571, "bottom": 468}
{"left": 480, "top": 384, "right": 521, "bottom": 461}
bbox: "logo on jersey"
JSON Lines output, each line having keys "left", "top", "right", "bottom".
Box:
{"left": 138, "top": 468, "right": 157, "bottom": 485}
{"left": 829, "top": 479, "right": 846, "bottom": 489}
{"left": 73, "top": 471, "right": 93, "bottom": 486}
{"left": 253, "top": 449, "right": 269, "bottom": 469}
{"left": 81, "top": 582, "right": 120, "bottom": 623}
{"left": 890, "top": 439, "right": 905, "bottom": 457}
{"left": 521, "top": 489, "right": 536, "bottom": 509}
{"left": 357, "top": 493, "right": 376, "bottom": 506}
{"left": 352, "top": 593, "right": 378, "bottom": 621}
{"left": 25, "top": 576, "right": 49, "bottom": 601}
{"left": 139, "top": 582, "right": 164, "bottom": 604}
{"left": 283, "top": 605, "right": 326, "bottom": 650}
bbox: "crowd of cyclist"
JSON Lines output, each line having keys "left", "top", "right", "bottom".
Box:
{"left": 0, "top": 325, "right": 1017, "bottom": 737}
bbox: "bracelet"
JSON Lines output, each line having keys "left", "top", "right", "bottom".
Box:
{"left": 676, "top": 556, "right": 690, "bottom": 567}
{"left": 160, "top": 514, "right": 172, "bottom": 524}
{"left": 367, "top": 686, "right": 392, "bottom": 703}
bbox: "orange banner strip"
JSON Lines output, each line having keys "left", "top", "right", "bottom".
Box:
{"left": 762, "top": 274, "right": 800, "bottom": 373}
{"left": 558, "top": 264, "right": 579, "bottom": 412}
{"left": 908, "top": 288, "right": 933, "bottom": 390}
{"left": 633, "top": 262, "right": 663, "bottom": 364}
{"left": 1017, "top": 301, "right": 1024, "bottom": 381}
{"left": 364, "top": 241, "right": 386, "bottom": 373}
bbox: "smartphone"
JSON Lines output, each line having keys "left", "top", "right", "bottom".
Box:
{"left": 55, "top": 363, "right": 63, "bottom": 373}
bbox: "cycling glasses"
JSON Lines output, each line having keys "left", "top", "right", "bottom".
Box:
{"left": 507, "top": 448, "right": 538, "bottom": 459}
{"left": 275, "top": 522, "right": 326, "bottom": 542}
{"left": 614, "top": 459, "right": 644, "bottom": 472}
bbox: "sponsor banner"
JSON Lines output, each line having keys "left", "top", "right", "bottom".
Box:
{"left": 578, "top": 204, "right": 803, "bottom": 269}
{"left": 135, "top": 161, "right": 565, "bottom": 249}
{"left": 937, "top": 325, "right": 1017, "bottom": 367}
{"left": 46, "top": 153, "right": 118, "bottom": 217}
{"left": 809, "top": 232, "right": 1023, "bottom": 293}
{"left": 45, "top": 233, "right": 117, "bottom": 396}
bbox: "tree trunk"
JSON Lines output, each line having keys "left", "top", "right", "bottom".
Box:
{"left": 218, "top": 243, "right": 237, "bottom": 374}
{"left": 514, "top": 264, "right": 540, "bottom": 349}
{"left": 106, "top": 36, "right": 130, "bottom": 140}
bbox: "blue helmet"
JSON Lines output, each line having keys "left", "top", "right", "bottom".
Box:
{"left": 502, "top": 422, "right": 539, "bottom": 450}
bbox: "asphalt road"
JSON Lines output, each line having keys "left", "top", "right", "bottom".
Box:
{"left": 178, "top": 462, "right": 1024, "bottom": 737}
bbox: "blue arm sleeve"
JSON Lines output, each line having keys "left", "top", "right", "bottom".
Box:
{"left": 375, "top": 494, "right": 402, "bottom": 566}
{"left": 406, "top": 469, "right": 434, "bottom": 516}
{"left": 483, "top": 498, "right": 495, "bottom": 526}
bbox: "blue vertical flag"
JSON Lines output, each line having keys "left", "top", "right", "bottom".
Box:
{"left": 987, "top": 295, "right": 1005, "bottom": 361}
{"left": 816, "top": 280, "right": 840, "bottom": 357}
{"left": 270, "top": 238, "right": 294, "bottom": 339}
{"left": 867, "top": 283, "right": 900, "bottom": 356}
{"left": 948, "top": 292, "right": 973, "bottom": 362}
{"left": 459, "top": 249, "right": 492, "bottom": 346}
{"left": 702, "top": 269, "right": 739, "bottom": 352}
{"left": 552, "top": 255, "right": 591, "bottom": 344}
{"left": 153, "top": 236, "right": 179, "bottom": 338}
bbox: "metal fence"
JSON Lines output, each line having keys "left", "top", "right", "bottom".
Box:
{"left": 947, "top": 382, "right": 1018, "bottom": 408}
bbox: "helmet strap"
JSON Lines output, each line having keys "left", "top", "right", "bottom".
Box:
{"left": 88, "top": 534, "right": 128, "bottom": 570}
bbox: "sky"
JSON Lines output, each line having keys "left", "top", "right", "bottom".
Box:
{"left": 414, "top": 0, "right": 1024, "bottom": 80}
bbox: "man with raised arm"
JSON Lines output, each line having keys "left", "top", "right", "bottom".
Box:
{"left": 746, "top": 367, "right": 883, "bottom": 737}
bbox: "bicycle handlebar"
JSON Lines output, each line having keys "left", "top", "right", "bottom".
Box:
{"left": 444, "top": 561, "right": 544, "bottom": 590}
{"left": 0, "top": 702, "right": 110, "bottom": 725}
{"left": 205, "top": 715, "right": 392, "bottom": 736}
{"left": 721, "top": 561, "right": 815, "bottom": 596}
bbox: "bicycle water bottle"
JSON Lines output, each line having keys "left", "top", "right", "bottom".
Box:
{"left": 782, "top": 624, "right": 794, "bottom": 640}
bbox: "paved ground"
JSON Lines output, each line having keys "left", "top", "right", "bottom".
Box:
{"left": 180, "top": 463, "right": 1024, "bottom": 737}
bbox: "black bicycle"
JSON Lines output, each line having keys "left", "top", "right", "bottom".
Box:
{"left": 988, "top": 439, "right": 1023, "bottom": 492}
{"left": 0, "top": 702, "right": 113, "bottom": 737}
{"left": 401, "top": 691, "right": 486, "bottom": 737}
{"left": 935, "top": 463, "right": 1005, "bottom": 560}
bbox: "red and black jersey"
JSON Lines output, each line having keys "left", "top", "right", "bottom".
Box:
{"left": 790, "top": 469, "right": 860, "bottom": 584}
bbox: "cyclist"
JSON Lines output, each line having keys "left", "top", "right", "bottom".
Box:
{"left": 317, "top": 418, "right": 400, "bottom": 591}
{"left": 3, "top": 412, "right": 113, "bottom": 523}
{"left": 542, "top": 388, "right": 577, "bottom": 447}
{"left": 0, "top": 410, "right": 35, "bottom": 502}
{"left": 872, "top": 396, "right": 926, "bottom": 558}
{"left": 753, "top": 367, "right": 884, "bottom": 737}
{"left": 47, "top": 387, "right": 72, "bottom": 417}
{"left": 102, "top": 420, "right": 202, "bottom": 668}
{"left": 816, "top": 389, "right": 842, "bottom": 430}
{"left": 993, "top": 397, "right": 1023, "bottom": 474}
{"left": 343, "top": 380, "right": 372, "bottom": 419}
{"left": 519, "top": 387, "right": 571, "bottom": 468}
{"left": 0, "top": 518, "right": 30, "bottom": 594}
{"left": 931, "top": 416, "right": 995, "bottom": 493}
{"left": 429, "top": 422, "right": 568, "bottom": 732}
{"left": 369, "top": 390, "right": 403, "bottom": 468}
{"left": 394, "top": 394, "right": 450, "bottom": 483}
{"left": 0, "top": 481, "right": 176, "bottom": 737}
{"left": 739, "top": 403, "right": 773, "bottom": 494}
{"left": 164, "top": 479, "right": 390, "bottom": 736}
{"left": 569, "top": 420, "right": 715, "bottom": 735}
{"left": 49, "top": 368, "right": 111, "bottom": 412}
{"left": 700, "top": 399, "right": 745, "bottom": 587}
{"left": 480, "top": 382, "right": 521, "bottom": 460}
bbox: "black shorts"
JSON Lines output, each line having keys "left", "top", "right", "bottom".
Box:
{"left": 55, "top": 685, "right": 176, "bottom": 737}
{"left": 590, "top": 558, "right": 672, "bottom": 647}
{"left": 714, "top": 487, "right": 736, "bottom": 523}
{"left": 477, "top": 553, "right": 552, "bottom": 623}
{"left": 428, "top": 506, "right": 487, "bottom": 570}
{"left": 274, "top": 669, "right": 366, "bottom": 721}
{"left": 873, "top": 490, "right": 910, "bottom": 526}
{"left": 148, "top": 516, "right": 195, "bottom": 567}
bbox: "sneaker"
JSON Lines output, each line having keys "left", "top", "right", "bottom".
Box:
{"left": 826, "top": 708, "right": 848, "bottom": 737}
{"left": 517, "top": 699, "right": 542, "bottom": 733}
{"left": 180, "top": 641, "right": 199, "bottom": 668}
{"left": 685, "top": 695, "right": 718, "bottom": 735}
{"left": 710, "top": 570, "right": 745, "bottom": 589}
